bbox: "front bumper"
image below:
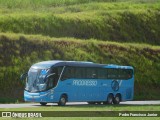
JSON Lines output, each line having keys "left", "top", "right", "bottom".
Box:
{"left": 24, "top": 89, "right": 55, "bottom": 103}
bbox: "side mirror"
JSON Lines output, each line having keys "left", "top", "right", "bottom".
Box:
{"left": 20, "top": 73, "right": 28, "bottom": 81}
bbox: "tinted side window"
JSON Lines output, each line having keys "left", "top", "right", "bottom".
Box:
{"left": 47, "top": 66, "right": 63, "bottom": 89}
{"left": 106, "top": 68, "right": 133, "bottom": 80}
{"left": 117, "top": 69, "right": 133, "bottom": 80}
{"left": 75, "top": 67, "right": 86, "bottom": 79}
{"left": 61, "top": 67, "right": 98, "bottom": 80}
{"left": 86, "top": 68, "right": 97, "bottom": 79}
{"left": 61, "top": 67, "right": 75, "bottom": 80}
{"left": 119, "top": 69, "right": 127, "bottom": 79}
{"left": 61, "top": 67, "right": 133, "bottom": 80}
{"left": 125, "top": 69, "right": 133, "bottom": 79}
{"left": 97, "top": 68, "right": 107, "bottom": 79}
{"left": 107, "top": 69, "right": 119, "bottom": 79}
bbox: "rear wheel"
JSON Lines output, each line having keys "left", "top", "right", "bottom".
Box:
{"left": 107, "top": 94, "right": 113, "bottom": 104}
{"left": 113, "top": 94, "right": 121, "bottom": 104}
{"left": 58, "top": 95, "right": 67, "bottom": 106}
{"left": 40, "top": 102, "right": 47, "bottom": 106}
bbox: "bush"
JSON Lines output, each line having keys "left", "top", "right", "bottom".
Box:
{"left": 0, "top": 34, "right": 160, "bottom": 101}
{"left": 0, "top": 1, "right": 160, "bottom": 45}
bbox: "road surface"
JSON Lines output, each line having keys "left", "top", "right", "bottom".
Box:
{"left": 0, "top": 101, "right": 160, "bottom": 108}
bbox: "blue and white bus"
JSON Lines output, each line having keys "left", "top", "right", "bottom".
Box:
{"left": 21, "top": 60, "right": 134, "bottom": 106}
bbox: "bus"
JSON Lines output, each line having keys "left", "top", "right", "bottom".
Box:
{"left": 20, "top": 60, "right": 134, "bottom": 106}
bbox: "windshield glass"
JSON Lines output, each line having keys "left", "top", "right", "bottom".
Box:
{"left": 25, "top": 66, "right": 63, "bottom": 92}
{"left": 25, "top": 68, "right": 49, "bottom": 92}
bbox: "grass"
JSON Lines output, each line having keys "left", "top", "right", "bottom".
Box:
{"left": 0, "top": 104, "right": 160, "bottom": 111}
{"left": 0, "top": 1, "right": 160, "bottom": 13}
{"left": 1, "top": 118, "right": 160, "bottom": 120}
{"left": 0, "top": 0, "right": 160, "bottom": 44}
{"left": 0, "top": 105, "right": 160, "bottom": 119}
{"left": 0, "top": 0, "right": 159, "bottom": 11}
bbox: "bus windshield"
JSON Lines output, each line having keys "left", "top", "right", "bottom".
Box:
{"left": 25, "top": 68, "right": 50, "bottom": 92}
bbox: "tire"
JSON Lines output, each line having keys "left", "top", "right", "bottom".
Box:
{"left": 58, "top": 95, "right": 67, "bottom": 106}
{"left": 107, "top": 94, "right": 113, "bottom": 104}
{"left": 40, "top": 102, "right": 47, "bottom": 106}
{"left": 103, "top": 102, "right": 107, "bottom": 105}
{"left": 113, "top": 94, "right": 121, "bottom": 104}
{"left": 97, "top": 102, "right": 102, "bottom": 105}
{"left": 88, "top": 102, "right": 96, "bottom": 105}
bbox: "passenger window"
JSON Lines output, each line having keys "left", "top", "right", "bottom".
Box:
{"left": 86, "top": 68, "right": 97, "bottom": 79}
{"left": 61, "top": 67, "right": 75, "bottom": 80}
{"left": 107, "top": 69, "right": 118, "bottom": 79}
{"left": 118, "top": 69, "right": 133, "bottom": 80}
{"left": 47, "top": 67, "right": 63, "bottom": 89}
{"left": 75, "top": 67, "right": 85, "bottom": 79}
{"left": 126, "top": 69, "right": 133, "bottom": 79}
{"left": 97, "top": 68, "right": 107, "bottom": 79}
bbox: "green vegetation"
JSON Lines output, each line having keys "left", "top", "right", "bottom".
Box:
{"left": 0, "top": 0, "right": 160, "bottom": 44}
{"left": 0, "top": 0, "right": 160, "bottom": 102}
{"left": 0, "top": 105, "right": 160, "bottom": 119}
{"left": 0, "top": 33, "right": 160, "bottom": 102}
{"left": 1, "top": 117, "right": 160, "bottom": 120}
{"left": 1, "top": 104, "right": 160, "bottom": 111}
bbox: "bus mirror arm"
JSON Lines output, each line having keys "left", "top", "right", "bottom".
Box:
{"left": 20, "top": 73, "right": 28, "bottom": 81}
{"left": 46, "top": 73, "right": 55, "bottom": 79}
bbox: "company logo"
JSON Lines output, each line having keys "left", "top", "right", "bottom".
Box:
{"left": 2, "top": 112, "right": 11, "bottom": 117}
{"left": 73, "top": 80, "right": 97, "bottom": 86}
{"left": 111, "top": 80, "right": 119, "bottom": 91}
{"left": 1, "top": 112, "right": 42, "bottom": 118}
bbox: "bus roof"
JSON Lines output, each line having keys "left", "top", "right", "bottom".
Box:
{"left": 31, "top": 60, "right": 133, "bottom": 69}
{"left": 31, "top": 60, "right": 101, "bottom": 69}
{"left": 105, "top": 64, "right": 133, "bottom": 69}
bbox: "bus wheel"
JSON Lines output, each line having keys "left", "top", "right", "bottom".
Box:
{"left": 97, "top": 102, "right": 102, "bottom": 105}
{"left": 107, "top": 94, "right": 113, "bottom": 104}
{"left": 58, "top": 95, "right": 67, "bottom": 106}
{"left": 40, "top": 102, "right": 47, "bottom": 106}
{"left": 113, "top": 94, "right": 121, "bottom": 104}
{"left": 88, "top": 102, "right": 96, "bottom": 105}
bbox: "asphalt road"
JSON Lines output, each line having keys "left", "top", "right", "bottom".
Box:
{"left": 0, "top": 101, "right": 160, "bottom": 108}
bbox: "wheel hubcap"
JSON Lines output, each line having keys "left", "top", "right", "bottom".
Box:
{"left": 116, "top": 97, "right": 119, "bottom": 102}
{"left": 108, "top": 97, "right": 112, "bottom": 103}
{"left": 61, "top": 98, "right": 65, "bottom": 104}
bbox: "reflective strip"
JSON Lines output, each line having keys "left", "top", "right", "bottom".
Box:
{"left": 58, "top": 66, "right": 66, "bottom": 80}
{"left": 40, "top": 93, "right": 50, "bottom": 97}
{"left": 119, "top": 80, "right": 122, "bottom": 86}
{"left": 24, "top": 95, "right": 39, "bottom": 98}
